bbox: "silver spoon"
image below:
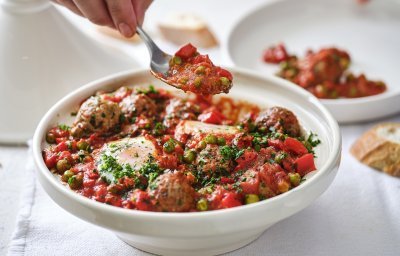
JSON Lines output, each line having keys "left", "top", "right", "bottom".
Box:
{"left": 136, "top": 27, "right": 172, "bottom": 82}
{"left": 136, "top": 26, "right": 233, "bottom": 95}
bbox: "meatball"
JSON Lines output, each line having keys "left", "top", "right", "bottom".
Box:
{"left": 71, "top": 96, "right": 121, "bottom": 137}
{"left": 119, "top": 93, "right": 157, "bottom": 118}
{"left": 163, "top": 98, "right": 200, "bottom": 129}
{"left": 255, "top": 107, "right": 300, "bottom": 137}
{"left": 196, "top": 144, "right": 232, "bottom": 173}
{"left": 297, "top": 48, "right": 350, "bottom": 88}
{"left": 148, "top": 172, "right": 195, "bottom": 212}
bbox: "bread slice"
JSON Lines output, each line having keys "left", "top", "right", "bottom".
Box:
{"left": 350, "top": 123, "right": 400, "bottom": 177}
{"left": 158, "top": 13, "right": 218, "bottom": 48}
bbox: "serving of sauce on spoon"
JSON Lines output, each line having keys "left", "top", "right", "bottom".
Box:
{"left": 155, "top": 43, "right": 233, "bottom": 95}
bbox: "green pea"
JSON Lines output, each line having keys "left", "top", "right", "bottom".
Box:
{"left": 197, "top": 140, "right": 207, "bottom": 150}
{"left": 56, "top": 159, "right": 71, "bottom": 173}
{"left": 254, "top": 144, "right": 261, "bottom": 152}
{"left": 196, "top": 198, "right": 208, "bottom": 211}
{"left": 330, "top": 90, "right": 339, "bottom": 99}
{"left": 178, "top": 77, "right": 188, "bottom": 85}
{"left": 183, "top": 150, "right": 196, "bottom": 164}
{"left": 61, "top": 170, "right": 74, "bottom": 182}
{"left": 286, "top": 68, "right": 298, "bottom": 78}
{"left": 376, "top": 81, "right": 385, "bottom": 87}
{"left": 314, "top": 61, "right": 326, "bottom": 73}
{"left": 172, "top": 56, "right": 182, "bottom": 65}
{"left": 245, "top": 194, "right": 260, "bottom": 204}
{"left": 46, "top": 133, "right": 56, "bottom": 144}
{"left": 280, "top": 61, "right": 289, "bottom": 70}
{"left": 163, "top": 140, "right": 175, "bottom": 153}
{"left": 289, "top": 173, "right": 301, "bottom": 187}
{"left": 219, "top": 77, "right": 231, "bottom": 87}
{"left": 217, "top": 137, "right": 226, "bottom": 146}
{"left": 195, "top": 65, "right": 206, "bottom": 75}
{"left": 77, "top": 140, "right": 89, "bottom": 151}
{"left": 204, "top": 134, "right": 217, "bottom": 144}
{"left": 259, "top": 127, "right": 267, "bottom": 133}
{"left": 349, "top": 86, "right": 358, "bottom": 97}
{"left": 339, "top": 58, "right": 350, "bottom": 69}
{"left": 68, "top": 174, "right": 83, "bottom": 190}
{"left": 194, "top": 77, "right": 203, "bottom": 88}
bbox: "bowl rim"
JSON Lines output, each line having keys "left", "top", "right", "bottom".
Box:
{"left": 33, "top": 67, "right": 341, "bottom": 220}
{"left": 224, "top": 0, "right": 400, "bottom": 106}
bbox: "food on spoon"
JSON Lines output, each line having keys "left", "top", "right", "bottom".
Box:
{"left": 42, "top": 85, "right": 320, "bottom": 212}
{"left": 263, "top": 43, "right": 387, "bottom": 99}
{"left": 158, "top": 13, "right": 218, "bottom": 48}
{"left": 158, "top": 43, "right": 233, "bottom": 95}
{"left": 351, "top": 123, "right": 400, "bottom": 177}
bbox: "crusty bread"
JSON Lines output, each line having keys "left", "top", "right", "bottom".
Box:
{"left": 351, "top": 123, "right": 400, "bottom": 177}
{"left": 158, "top": 13, "right": 218, "bottom": 48}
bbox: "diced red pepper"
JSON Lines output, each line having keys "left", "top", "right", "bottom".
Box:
{"left": 105, "top": 194, "right": 122, "bottom": 207}
{"left": 94, "top": 184, "right": 108, "bottom": 203}
{"left": 192, "top": 54, "right": 212, "bottom": 65}
{"left": 263, "top": 43, "right": 289, "bottom": 64}
{"left": 220, "top": 192, "right": 242, "bottom": 209}
{"left": 55, "top": 141, "right": 68, "bottom": 152}
{"left": 58, "top": 151, "right": 72, "bottom": 162}
{"left": 240, "top": 172, "right": 260, "bottom": 194}
{"left": 236, "top": 150, "right": 258, "bottom": 170}
{"left": 83, "top": 178, "right": 96, "bottom": 188}
{"left": 284, "top": 137, "right": 308, "bottom": 155}
{"left": 43, "top": 150, "right": 58, "bottom": 169}
{"left": 132, "top": 190, "right": 152, "bottom": 211}
{"left": 294, "top": 153, "right": 316, "bottom": 176}
{"left": 268, "top": 139, "right": 284, "bottom": 150}
{"left": 175, "top": 43, "right": 197, "bottom": 59}
{"left": 198, "top": 109, "right": 225, "bottom": 124}
{"left": 220, "top": 177, "right": 234, "bottom": 184}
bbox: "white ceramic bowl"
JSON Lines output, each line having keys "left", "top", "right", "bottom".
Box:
{"left": 33, "top": 68, "right": 341, "bottom": 256}
{"left": 225, "top": 0, "right": 400, "bottom": 123}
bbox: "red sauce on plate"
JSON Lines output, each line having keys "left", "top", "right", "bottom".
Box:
{"left": 160, "top": 43, "right": 233, "bottom": 95}
{"left": 263, "top": 43, "right": 387, "bottom": 99}
{"left": 42, "top": 85, "right": 319, "bottom": 212}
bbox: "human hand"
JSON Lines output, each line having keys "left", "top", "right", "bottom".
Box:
{"left": 53, "top": 0, "right": 153, "bottom": 37}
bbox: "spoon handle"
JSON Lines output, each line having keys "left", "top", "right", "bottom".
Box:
{"left": 136, "top": 26, "right": 163, "bottom": 58}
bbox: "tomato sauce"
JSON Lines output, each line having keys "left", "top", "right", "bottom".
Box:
{"left": 159, "top": 43, "right": 233, "bottom": 95}
{"left": 263, "top": 43, "right": 387, "bottom": 99}
{"left": 42, "top": 85, "right": 319, "bottom": 212}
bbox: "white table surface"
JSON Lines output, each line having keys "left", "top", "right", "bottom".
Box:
{"left": 1, "top": 0, "right": 399, "bottom": 255}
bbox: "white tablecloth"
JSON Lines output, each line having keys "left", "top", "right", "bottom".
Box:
{"left": 4, "top": 0, "right": 400, "bottom": 255}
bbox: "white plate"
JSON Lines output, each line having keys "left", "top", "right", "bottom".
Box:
{"left": 33, "top": 68, "right": 340, "bottom": 256}
{"left": 226, "top": 0, "right": 400, "bottom": 123}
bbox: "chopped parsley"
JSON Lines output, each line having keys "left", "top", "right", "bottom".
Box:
{"left": 136, "top": 85, "right": 158, "bottom": 95}
{"left": 303, "top": 132, "right": 321, "bottom": 155}
{"left": 58, "top": 124, "right": 70, "bottom": 131}
{"left": 153, "top": 122, "right": 165, "bottom": 136}
{"left": 98, "top": 154, "right": 163, "bottom": 187}
{"left": 220, "top": 146, "right": 245, "bottom": 161}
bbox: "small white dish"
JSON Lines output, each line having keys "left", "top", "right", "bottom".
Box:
{"left": 226, "top": 0, "right": 400, "bottom": 123}
{"left": 33, "top": 68, "right": 341, "bottom": 256}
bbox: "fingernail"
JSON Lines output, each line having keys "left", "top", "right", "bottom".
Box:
{"left": 118, "top": 23, "right": 133, "bottom": 37}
